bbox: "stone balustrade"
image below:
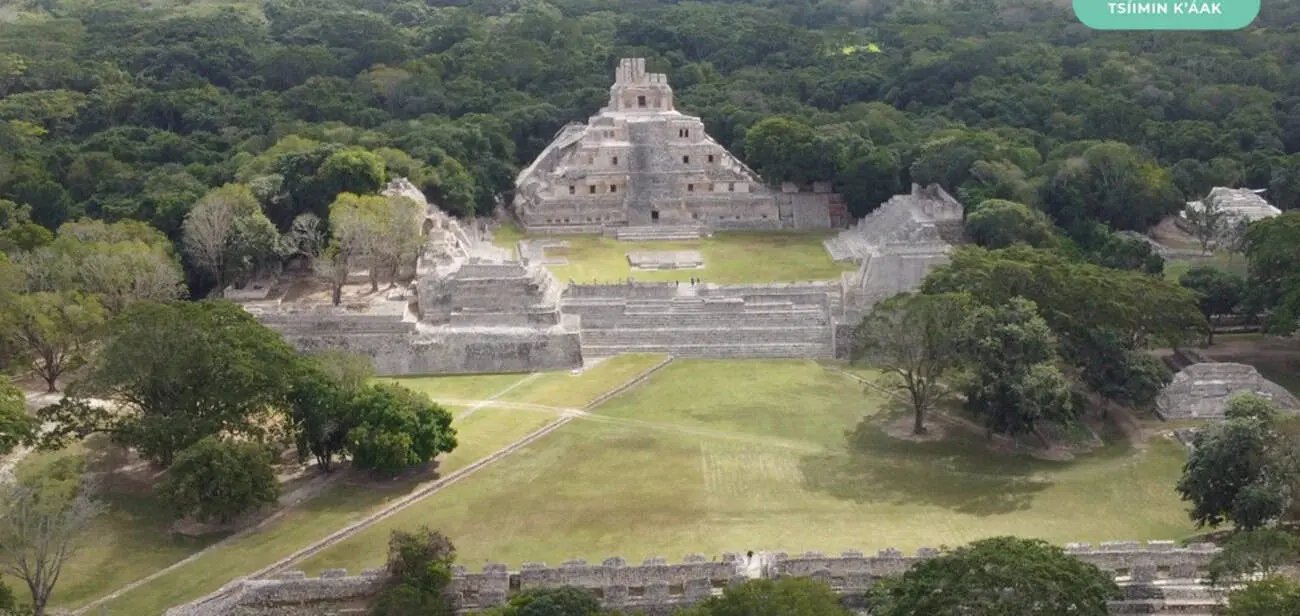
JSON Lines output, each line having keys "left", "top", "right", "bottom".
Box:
{"left": 164, "top": 542, "right": 1222, "bottom": 616}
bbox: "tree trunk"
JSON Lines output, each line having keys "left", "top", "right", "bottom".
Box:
{"left": 331, "top": 284, "right": 342, "bottom": 306}
{"left": 1206, "top": 317, "right": 1215, "bottom": 346}
{"left": 44, "top": 375, "right": 58, "bottom": 393}
{"left": 913, "top": 405, "right": 926, "bottom": 435}
{"left": 368, "top": 268, "right": 379, "bottom": 293}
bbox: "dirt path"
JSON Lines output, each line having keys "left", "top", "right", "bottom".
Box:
{"left": 454, "top": 373, "right": 543, "bottom": 420}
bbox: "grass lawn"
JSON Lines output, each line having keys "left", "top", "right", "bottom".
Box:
{"left": 507, "top": 230, "right": 853, "bottom": 284}
{"left": 496, "top": 354, "right": 667, "bottom": 408}
{"left": 295, "top": 415, "right": 1194, "bottom": 574}
{"left": 3, "top": 438, "right": 222, "bottom": 610}
{"left": 63, "top": 407, "right": 555, "bottom": 616}
{"left": 1164, "top": 252, "right": 1249, "bottom": 283}
{"left": 296, "top": 360, "right": 1193, "bottom": 573}
{"left": 592, "top": 360, "right": 883, "bottom": 447}
{"left": 387, "top": 373, "right": 534, "bottom": 406}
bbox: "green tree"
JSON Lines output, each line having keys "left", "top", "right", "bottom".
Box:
{"left": 38, "top": 300, "right": 298, "bottom": 466}
{"left": 1041, "top": 141, "right": 1183, "bottom": 232}
{"left": 0, "top": 375, "right": 33, "bottom": 456}
{"left": 317, "top": 148, "right": 386, "bottom": 198}
{"left": 0, "top": 457, "right": 102, "bottom": 616}
{"left": 371, "top": 527, "right": 457, "bottom": 616}
{"left": 867, "top": 537, "right": 1120, "bottom": 616}
{"left": 679, "top": 577, "right": 851, "bottom": 616}
{"left": 182, "top": 184, "right": 279, "bottom": 291}
{"left": 348, "top": 383, "right": 457, "bottom": 477}
{"left": 1207, "top": 528, "right": 1300, "bottom": 586}
{"left": 742, "top": 117, "right": 837, "bottom": 186}
{"left": 1220, "top": 576, "right": 1300, "bottom": 616}
{"left": 7, "top": 291, "right": 106, "bottom": 392}
{"left": 490, "top": 587, "right": 604, "bottom": 616}
{"left": 1176, "top": 394, "right": 1298, "bottom": 530}
{"left": 965, "top": 199, "right": 1059, "bottom": 249}
{"left": 288, "top": 352, "right": 373, "bottom": 472}
{"left": 835, "top": 146, "right": 902, "bottom": 217}
{"left": 157, "top": 437, "right": 281, "bottom": 524}
{"left": 1180, "top": 266, "right": 1245, "bottom": 344}
{"left": 958, "top": 298, "right": 1080, "bottom": 438}
{"left": 1186, "top": 192, "right": 1229, "bottom": 255}
{"left": 1243, "top": 211, "right": 1300, "bottom": 335}
{"left": 852, "top": 292, "right": 971, "bottom": 435}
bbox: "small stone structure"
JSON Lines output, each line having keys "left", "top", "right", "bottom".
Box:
{"left": 1156, "top": 361, "right": 1300, "bottom": 420}
{"left": 824, "top": 183, "right": 965, "bottom": 347}
{"left": 512, "top": 58, "right": 839, "bottom": 234}
{"left": 626, "top": 250, "right": 704, "bottom": 270}
{"left": 1182, "top": 187, "right": 1281, "bottom": 225}
{"left": 164, "top": 541, "right": 1222, "bottom": 616}
{"left": 233, "top": 179, "right": 582, "bottom": 376}
{"left": 562, "top": 281, "right": 838, "bottom": 358}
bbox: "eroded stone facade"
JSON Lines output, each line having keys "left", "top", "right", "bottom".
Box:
{"left": 514, "top": 59, "right": 831, "bottom": 233}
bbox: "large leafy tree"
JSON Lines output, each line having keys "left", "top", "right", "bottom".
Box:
{"left": 742, "top": 117, "right": 839, "bottom": 186}
{"left": 1220, "top": 577, "right": 1300, "bottom": 616}
{"left": 1243, "top": 211, "right": 1300, "bottom": 335}
{"left": 371, "top": 527, "right": 457, "bottom": 616}
{"left": 1179, "top": 266, "right": 1245, "bottom": 344}
{"left": 157, "top": 437, "right": 281, "bottom": 524}
{"left": 181, "top": 184, "right": 279, "bottom": 291}
{"left": 348, "top": 383, "right": 457, "bottom": 477}
{"left": 852, "top": 292, "right": 971, "bottom": 434}
{"left": 965, "top": 199, "right": 1060, "bottom": 249}
{"left": 38, "top": 300, "right": 299, "bottom": 466}
{"left": 1041, "top": 141, "right": 1183, "bottom": 232}
{"left": 867, "top": 537, "right": 1120, "bottom": 616}
{"left": 6, "top": 290, "right": 106, "bottom": 392}
{"left": 679, "top": 577, "right": 851, "bottom": 616}
{"left": 1176, "top": 394, "right": 1299, "bottom": 531}
{"left": 958, "top": 298, "right": 1080, "bottom": 438}
{"left": 288, "top": 351, "right": 374, "bottom": 472}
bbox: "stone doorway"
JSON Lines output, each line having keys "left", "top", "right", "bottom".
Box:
{"left": 651, "top": 210, "right": 660, "bottom": 222}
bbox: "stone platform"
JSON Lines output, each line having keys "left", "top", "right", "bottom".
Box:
{"left": 627, "top": 250, "right": 704, "bottom": 270}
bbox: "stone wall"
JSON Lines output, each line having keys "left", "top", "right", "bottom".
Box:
{"left": 282, "top": 328, "right": 581, "bottom": 376}
{"left": 165, "top": 541, "right": 1221, "bottom": 616}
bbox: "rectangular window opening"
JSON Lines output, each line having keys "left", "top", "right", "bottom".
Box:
{"left": 637, "top": 95, "right": 646, "bottom": 107}
{"left": 569, "top": 185, "right": 576, "bottom": 195}
{"left": 682, "top": 155, "right": 690, "bottom": 164}
{"left": 707, "top": 155, "right": 715, "bottom": 163}
{"left": 611, "top": 156, "right": 619, "bottom": 165}
{"left": 728, "top": 182, "right": 735, "bottom": 192}
{"left": 687, "top": 184, "right": 694, "bottom": 192}
{"left": 610, "top": 185, "right": 617, "bottom": 193}
{"left": 589, "top": 185, "right": 596, "bottom": 194}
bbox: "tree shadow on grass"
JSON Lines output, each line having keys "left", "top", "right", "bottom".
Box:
{"left": 798, "top": 415, "right": 1059, "bottom": 517}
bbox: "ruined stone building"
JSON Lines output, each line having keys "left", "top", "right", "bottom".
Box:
{"left": 1156, "top": 361, "right": 1300, "bottom": 420}
{"left": 513, "top": 58, "right": 837, "bottom": 236}
{"left": 824, "top": 183, "right": 965, "bottom": 323}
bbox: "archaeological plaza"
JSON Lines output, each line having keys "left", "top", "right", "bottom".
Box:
{"left": 161, "top": 59, "right": 1300, "bottom": 616}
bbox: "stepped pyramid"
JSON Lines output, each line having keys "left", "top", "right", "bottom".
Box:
{"left": 513, "top": 58, "right": 780, "bottom": 233}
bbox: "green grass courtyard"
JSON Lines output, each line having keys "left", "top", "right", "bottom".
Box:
{"left": 37, "top": 358, "right": 1201, "bottom": 615}
{"left": 494, "top": 224, "right": 855, "bottom": 284}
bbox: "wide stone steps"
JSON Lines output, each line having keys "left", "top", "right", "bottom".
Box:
{"left": 614, "top": 225, "right": 710, "bottom": 241}
{"left": 582, "top": 342, "right": 832, "bottom": 359}
{"left": 580, "top": 312, "right": 829, "bottom": 328}
{"left": 582, "top": 327, "right": 830, "bottom": 345}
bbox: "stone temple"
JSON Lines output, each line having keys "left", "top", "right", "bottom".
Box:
{"left": 1156, "top": 361, "right": 1300, "bottom": 420}
{"left": 513, "top": 58, "right": 840, "bottom": 237}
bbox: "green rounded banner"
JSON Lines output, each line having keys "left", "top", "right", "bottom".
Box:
{"left": 1073, "top": 0, "right": 1260, "bottom": 29}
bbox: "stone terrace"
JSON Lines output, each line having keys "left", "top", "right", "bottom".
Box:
{"left": 165, "top": 541, "right": 1223, "bottom": 616}
{"left": 562, "top": 282, "right": 837, "bottom": 359}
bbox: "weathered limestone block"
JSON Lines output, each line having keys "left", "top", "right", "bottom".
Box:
{"left": 916, "top": 547, "right": 939, "bottom": 558}
{"left": 604, "top": 584, "right": 629, "bottom": 606}
{"left": 603, "top": 557, "right": 627, "bottom": 568}
{"left": 1131, "top": 564, "right": 1158, "bottom": 583}
{"left": 275, "top": 572, "right": 306, "bottom": 580}
{"left": 685, "top": 578, "right": 712, "bottom": 601}
{"left": 878, "top": 548, "right": 903, "bottom": 558}
{"left": 684, "top": 554, "right": 708, "bottom": 563}
{"left": 320, "top": 569, "right": 347, "bottom": 579}
{"left": 1171, "top": 563, "right": 1200, "bottom": 579}
{"left": 1147, "top": 540, "right": 1176, "bottom": 552}
{"left": 645, "top": 582, "right": 670, "bottom": 604}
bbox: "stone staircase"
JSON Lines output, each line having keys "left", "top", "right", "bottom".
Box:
{"left": 612, "top": 224, "right": 711, "bottom": 241}
{"left": 1107, "top": 582, "right": 1220, "bottom": 615}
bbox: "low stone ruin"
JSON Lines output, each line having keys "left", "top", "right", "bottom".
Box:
{"left": 164, "top": 541, "right": 1222, "bottom": 616}
{"left": 1155, "top": 361, "right": 1300, "bottom": 420}
{"left": 626, "top": 250, "right": 704, "bottom": 270}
